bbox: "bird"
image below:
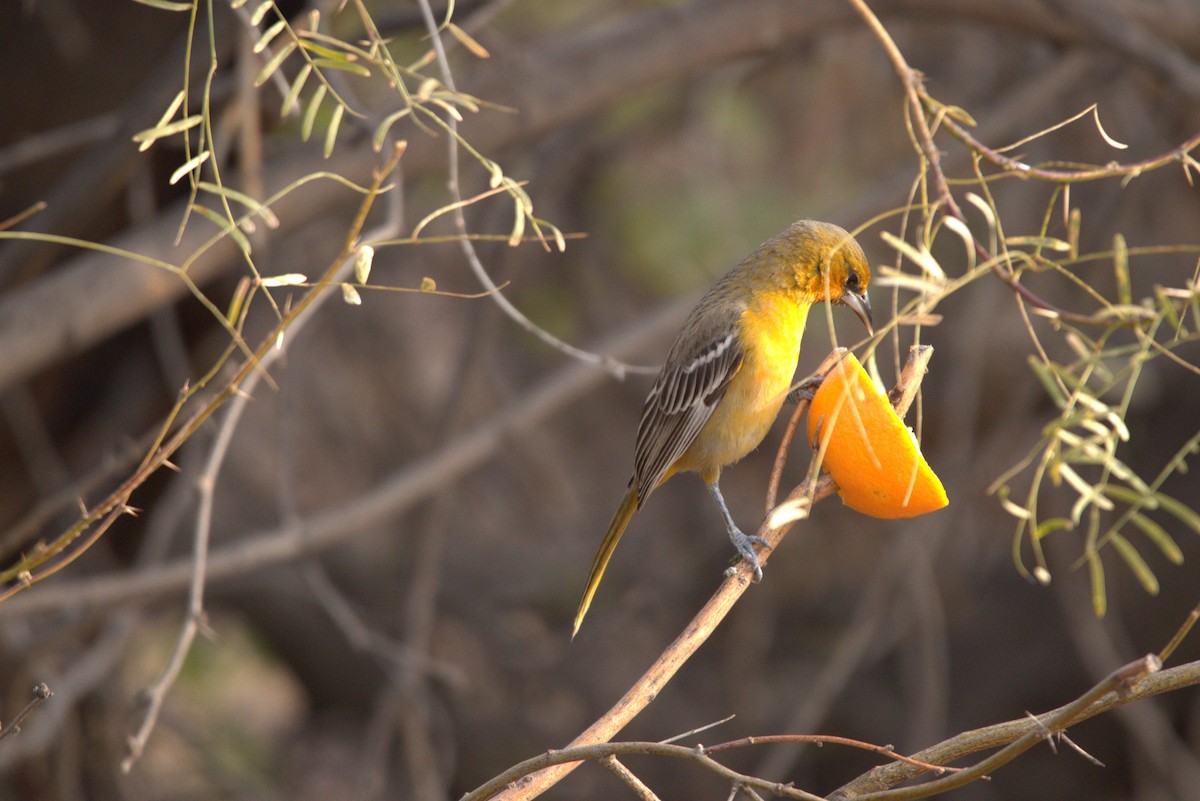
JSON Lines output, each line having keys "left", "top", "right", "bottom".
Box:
{"left": 573, "top": 220, "right": 873, "bottom": 637}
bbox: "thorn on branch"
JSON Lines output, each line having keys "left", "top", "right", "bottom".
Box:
{"left": 1057, "top": 732, "right": 1105, "bottom": 767}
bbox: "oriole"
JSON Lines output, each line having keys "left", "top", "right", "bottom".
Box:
{"left": 573, "top": 220, "right": 873, "bottom": 637}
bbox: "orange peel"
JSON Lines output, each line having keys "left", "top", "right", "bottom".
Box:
{"left": 806, "top": 352, "right": 947, "bottom": 519}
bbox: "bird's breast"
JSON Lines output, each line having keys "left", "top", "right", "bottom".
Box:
{"left": 680, "top": 292, "right": 810, "bottom": 472}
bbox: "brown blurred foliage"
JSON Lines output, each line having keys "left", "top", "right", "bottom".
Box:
{"left": 0, "top": 1, "right": 1199, "bottom": 799}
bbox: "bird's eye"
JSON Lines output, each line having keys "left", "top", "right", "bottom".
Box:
{"left": 845, "top": 270, "right": 859, "bottom": 290}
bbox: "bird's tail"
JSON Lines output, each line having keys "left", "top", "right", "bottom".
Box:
{"left": 572, "top": 485, "right": 639, "bottom": 638}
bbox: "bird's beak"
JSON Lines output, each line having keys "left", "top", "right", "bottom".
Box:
{"left": 842, "top": 289, "right": 873, "bottom": 335}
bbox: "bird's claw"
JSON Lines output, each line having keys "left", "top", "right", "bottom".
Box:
{"left": 787, "top": 375, "right": 824, "bottom": 405}
{"left": 729, "top": 529, "right": 767, "bottom": 582}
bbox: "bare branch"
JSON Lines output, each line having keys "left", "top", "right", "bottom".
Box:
{"left": 0, "top": 683, "right": 52, "bottom": 743}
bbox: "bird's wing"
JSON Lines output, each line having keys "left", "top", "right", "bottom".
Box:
{"left": 632, "top": 314, "right": 745, "bottom": 503}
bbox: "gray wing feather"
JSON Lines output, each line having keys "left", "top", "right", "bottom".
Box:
{"left": 631, "top": 327, "right": 744, "bottom": 503}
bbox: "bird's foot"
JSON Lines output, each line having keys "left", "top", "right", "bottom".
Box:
{"left": 787, "top": 375, "right": 823, "bottom": 405}
{"left": 729, "top": 528, "right": 768, "bottom": 582}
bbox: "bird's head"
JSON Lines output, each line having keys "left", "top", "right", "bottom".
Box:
{"left": 788, "top": 220, "right": 873, "bottom": 334}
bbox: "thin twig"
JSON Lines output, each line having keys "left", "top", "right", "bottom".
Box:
{"left": 0, "top": 684, "right": 52, "bottom": 742}
{"left": 459, "top": 740, "right": 827, "bottom": 801}
{"left": 1159, "top": 598, "right": 1200, "bottom": 665}
{"left": 706, "top": 733, "right": 961, "bottom": 777}
{"left": 412, "top": 0, "right": 642, "bottom": 379}
{"left": 120, "top": 144, "right": 409, "bottom": 773}
{"left": 846, "top": 0, "right": 1200, "bottom": 329}
{"left": 602, "top": 756, "right": 663, "bottom": 801}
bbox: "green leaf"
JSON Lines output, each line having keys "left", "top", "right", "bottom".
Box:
{"left": 1110, "top": 533, "right": 1159, "bottom": 595}
{"left": 254, "top": 19, "right": 287, "bottom": 54}
{"left": 250, "top": 0, "right": 274, "bottom": 26}
{"left": 372, "top": 107, "right": 411, "bottom": 152}
{"left": 132, "top": 114, "right": 203, "bottom": 150}
{"left": 301, "top": 84, "right": 327, "bottom": 141}
{"left": 1087, "top": 549, "right": 1107, "bottom": 617}
{"left": 323, "top": 102, "right": 344, "bottom": 157}
{"left": 1103, "top": 483, "right": 1157, "bottom": 509}
{"left": 311, "top": 57, "right": 372, "bottom": 77}
{"left": 131, "top": 0, "right": 193, "bottom": 10}
{"left": 254, "top": 40, "right": 297, "bottom": 88}
{"left": 508, "top": 196, "right": 526, "bottom": 246}
{"left": 281, "top": 63, "right": 311, "bottom": 117}
{"left": 196, "top": 182, "right": 279, "bottom": 228}
{"left": 169, "top": 150, "right": 210, "bottom": 185}
{"left": 191, "top": 205, "right": 251, "bottom": 258}
{"left": 1113, "top": 233, "right": 1131, "bottom": 305}
{"left": 1007, "top": 235, "right": 1072, "bottom": 252}
{"left": 1129, "top": 513, "right": 1184, "bottom": 564}
{"left": 1027, "top": 357, "right": 1067, "bottom": 408}
{"left": 298, "top": 40, "right": 353, "bottom": 60}
{"left": 1155, "top": 492, "right": 1200, "bottom": 534}
{"left": 881, "top": 231, "right": 945, "bottom": 281}
{"left": 447, "top": 21, "right": 490, "bottom": 58}
{"left": 1033, "top": 517, "right": 1071, "bottom": 541}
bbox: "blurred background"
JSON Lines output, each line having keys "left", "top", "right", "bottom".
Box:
{"left": 1, "top": 1, "right": 1199, "bottom": 799}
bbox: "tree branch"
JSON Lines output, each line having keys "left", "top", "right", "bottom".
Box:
{"left": 475, "top": 347, "right": 934, "bottom": 801}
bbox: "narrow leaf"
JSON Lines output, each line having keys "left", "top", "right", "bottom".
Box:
{"left": 1067, "top": 207, "right": 1081, "bottom": 260}
{"left": 1007, "top": 235, "right": 1072, "bottom": 252}
{"left": 1110, "top": 533, "right": 1159, "bottom": 595}
{"left": 311, "top": 57, "right": 372, "bottom": 77}
{"left": 190, "top": 204, "right": 251, "bottom": 257}
{"left": 447, "top": 21, "right": 490, "bottom": 58}
{"left": 1092, "top": 105, "right": 1129, "bottom": 149}
{"left": 373, "top": 107, "right": 411, "bottom": 152}
{"left": 169, "top": 150, "right": 211, "bottom": 185}
{"left": 1102, "top": 483, "right": 1157, "bottom": 509}
{"left": 1155, "top": 492, "right": 1200, "bottom": 534}
{"left": 1087, "top": 549, "right": 1107, "bottom": 617}
{"left": 1033, "top": 517, "right": 1071, "bottom": 541}
{"left": 509, "top": 200, "right": 526, "bottom": 247}
{"left": 260, "top": 273, "right": 307, "bottom": 287}
{"left": 196, "top": 181, "right": 280, "bottom": 228}
{"left": 1113, "top": 233, "right": 1131, "bottom": 305}
{"left": 132, "top": 0, "right": 193, "bottom": 10}
{"left": 323, "top": 102, "right": 344, "bottom": 157}
{"left": 133, "top": 114, "right": 203, "bottom": 150}
{"left": 301, "top": 83, "right": 327, "bottom": 141}
{"left": 250, "top": 0, "right": 273, "bottom": 26}
{"left": 254, "top": 40, "right": 297, "bottom": 88}
{"left": 254, "top": 19, "right": 287, "bottom": 53}
{"left": 281, "top": 63, "right": 311, "bottom": 117}
{"left": 880, "top": 231, "right": 945, "bottom": 282}
{"left": 1027, "top": 356, "right": 1067, "bottom": 408}
{"left": 1129, "top": 514, "right": 1184, "bottom": 565}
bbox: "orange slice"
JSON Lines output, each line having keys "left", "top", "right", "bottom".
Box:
{"left": 806, "top": 353, "right": 948, "bottom": 519}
